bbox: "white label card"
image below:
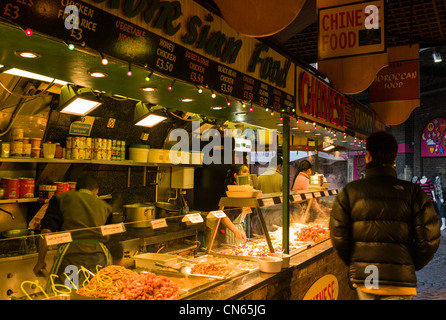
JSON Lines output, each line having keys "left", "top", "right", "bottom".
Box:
{"left": 101, "top": 223, "right": 126, "bottom": 236}
{"left": 304, "top": 193, "right": 314, "bottom": 199}
{"left": 45, "top": 232, "right": 72, "bottom": 246}
{"left": 209, "top": 210, "right": 226, "bottom": 219}
{"left": 293, "top": 194, "right": 302, "bottom": 201}
{"left": 262, "top": 198, "right": 275, "bottom": 207}
{"left": 151, "top": 219, "right": 168, "bottom": 229}
{"left": 313, "top": 192, "right": 321, "bottom": 198}
{"left": 182, "top": 213, "right": 204, "bottom": 224}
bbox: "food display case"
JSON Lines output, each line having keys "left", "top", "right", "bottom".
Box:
{"left": 207, "top": 189, "right": 336, "bottom": 259}
{"left": 0, "top": 188, "right": 356, "bottom": 300}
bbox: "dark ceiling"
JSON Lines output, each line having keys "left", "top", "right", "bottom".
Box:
{"left": 197, "top": 0, "right": 446, "bottom": 93}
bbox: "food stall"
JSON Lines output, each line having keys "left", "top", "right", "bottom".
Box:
{"left": 0, "top": 0, "right": 371, "bottom": 300}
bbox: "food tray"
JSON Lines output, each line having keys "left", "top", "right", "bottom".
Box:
{"left": 133, "top": 253, "right": 178, "bottom": 269}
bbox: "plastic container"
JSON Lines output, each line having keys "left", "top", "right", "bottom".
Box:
{"left": 148, "top": 149, "right": 167, "bottom": 163}
{"left": 268, "top": 252, "right": 291, "bottom": 268}
{"left": 133, "top": 253, "right": 178, "bottom": 269}
{"left": 259, "top": 257, "right": 283, "bottom": 273}
{"left": 129, "top": 144, "right": 150, "bottom": 162}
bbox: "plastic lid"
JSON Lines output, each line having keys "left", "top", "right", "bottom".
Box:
{"left": 129, "top": 144, "right": 150, "bottom": 149}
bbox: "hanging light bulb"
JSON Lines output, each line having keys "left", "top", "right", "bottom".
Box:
{"left": 145, "top": 70, "right": 153, "bottom": 82}
{"left": 168, "top": 79, "right": 176, "bottom": 91}
{"left": 127, "top": 63, "right": 133, "bottom": 76}
{"left": 68, "top": 43, "right": 75, "bottom": 50}
{"left": 100, "top": 52, "right": 108, "bottom": 65}
{"left": 211, "top": 90, "right": 216, "bottom": 98}
{"left": 265, "top": 108, "right": 269, "bottom": 112}
{"left": 25, "top": 29, "right": 33, "bottom": 36}
{"left": 226, "top": 97, "right": 231, "bottom": 106}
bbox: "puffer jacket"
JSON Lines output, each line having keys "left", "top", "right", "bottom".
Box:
{"left": 330, "top": 164, "right": 440, "bottom": 287}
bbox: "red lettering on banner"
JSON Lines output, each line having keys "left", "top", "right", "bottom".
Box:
{"left": 298, "top": 71, "right": 347, "bottom": 128}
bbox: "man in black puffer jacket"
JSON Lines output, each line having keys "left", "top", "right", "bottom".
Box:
{"left": 330, "top": 131, "right": 440, "bottom": 300}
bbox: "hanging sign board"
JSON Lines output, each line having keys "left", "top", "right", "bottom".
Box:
{"left": 100, "top": 223, "right": 126, "bottom": 236}
{"left": 318, "top": 0, "right": 386, "bottom": 60}
{"left": 0, "top": 0, "right": 295, "bottom": 114}
{"left": 369, "top": 59, "right": 419, "bottom": 102}
{"left": 45, "top": 232, "right": 72, "bottom": 246}
{"left": 151, "top": 218, "right": 168, "bottom": 229}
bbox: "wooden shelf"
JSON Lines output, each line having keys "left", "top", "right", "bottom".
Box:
{"left": 0, "top": 198, "right": 39, "bottom": 204}
{"left": 0, "top": 157, "right": 199, "bottom": 167}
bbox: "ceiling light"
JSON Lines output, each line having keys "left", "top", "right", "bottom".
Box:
{"left": 433, "top": 51, "right": 442, "bottom": 63}
{"left": 88, "top": 71, "right": 108, "bottom": 78}
{"left": 323, "top": 145, "right": 336, "bottom": 151}
{"left": 3, "top": 68, "right": 68, "bottom": 85}
{"left": 210, "top": 106, "right": 225, "bottom": 110}
{"left": 14, "top": 51, "right": 41, "bottom": 59}
{"left": 140, "top": 86, "right": 157, "bottom": 92}
{"left": 58, "top": 85, "right": 102, "bottom": 116}
{"left": 134, "top": 102, "right": 167, "bottom": 127}
{"left": 180, "top": 98, "right": 194, "bottom": 102}
{"left": 236, "top": 112, "right": 248, "bottom": 116}
{"left": 277, "top": 123, "right": 283, "bottom": 126}
{"left": 211, "top": 90, "right": 216, "bottom": 98}
{"left": 68, "top": 43, "right": 75, "bottom": 50}
{"left": 127, "top": 63, "right": 132, "bottom": 76}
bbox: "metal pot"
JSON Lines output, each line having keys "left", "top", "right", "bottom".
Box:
{"left": 124, "top": 203, "right": 155, "bottom": 228}
{"left": 1, "top": 228, "right": 36, "bottom": 238}
{"left": 155, "top": 202, "right": 180, "bottom": 218}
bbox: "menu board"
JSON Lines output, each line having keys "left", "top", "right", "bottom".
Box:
{"left": 0, "top": 0, "right": 295, "bottom": 111}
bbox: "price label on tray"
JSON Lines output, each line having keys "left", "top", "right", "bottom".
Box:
{"left": 304, "top": 193, "right": 314, "bottom": 199}
{"left": 151, "top": 218, "right": 168, "bottom": 229}
{"left": 262, "top": 198, "right": 275, "bottom": 207}
{"left": 45, "top": 232, "right": 72, "bottom": 246}
{"left": 101, "top": 223, "right": 126, "bottom": 236}
{"left": 313, "top": 192, "right": 321, "bottom": 198}
{"left": 292, "top": 194, "right": 302, "bottom": 201}
{"left": 182, "top": 213, "right": 204, "bottom": 224}
{"left": 209, "top": 210, "right": 226, "bottom": 219}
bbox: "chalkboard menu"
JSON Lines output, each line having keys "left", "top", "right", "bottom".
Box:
{"left": 0, "top": 0, "right": 295, "bottom": 112}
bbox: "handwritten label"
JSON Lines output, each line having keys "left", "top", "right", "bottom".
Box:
{"left": 242, "top": 207, "right": 252, "bottom": 214}
{"left": 182, "top": 213, "right": 204, "bottom": 224}
{"left": 45, "top": 232, "right": 72, "bottom": 246}
{"left": 313, "top": 192, "right": 321, "bottom": 198}
{"left": 209, "top": 210, "right": 227, "bottom": 219}
{"left": 101, "top": 223, "right": 125, "bottom": 236}
{"left": 292, "top": 194, "right": 302, "bottom": 202}
{"left": 304, "top": 193, "right": 314, "bottom": 199}
{"left": 262, "top": 198, "right": 275, "bottom": 207}
{"left": 151, "top": 219, "right": 168, "bottom": 229}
